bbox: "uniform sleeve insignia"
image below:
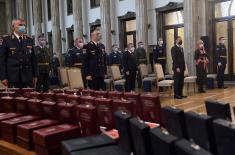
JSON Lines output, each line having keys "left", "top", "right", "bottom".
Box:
{"left": 27, "top": 46, "right": 32, "bottom": 49}
{"left": 25, "top": 35, "right": 32, "bottom": 39}
{"left": 0, "top": 39, "right": 3, "bottom": 45}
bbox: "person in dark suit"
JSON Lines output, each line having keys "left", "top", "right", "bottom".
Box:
{"left": 51, "top": 53, "right": 60, "bottom": 76}
{"left": 83, "top": 28, "right": 107, "bottom": 90}
{"left": 194, "top": 40, "right": 209, "bottom": 93}
{"left": 123, "top": 43, "right": 137, "bottom": 92}
{"left": 35, "top": 34, "right": 51, "bottom": 92}
{"left": 0, "top": 18, "right": 38, "bottom": 88}
{"left": 171, "top": 36, "right": 186, "bottom": 99}
{"left": 153, "top": 37, "right": 166, "bottom": 74}
{"left": 216, "top": 37, "right": 227, "bottom": 89}
{"left": 135, "top": 41, "right": 147, "bottom": 88}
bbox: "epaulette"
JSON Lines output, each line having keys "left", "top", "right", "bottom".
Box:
{"left": 0, "top": 34, "right": 10, "bottom": 39}
{"left": 24, "top": 34, "right": 32, "bottom": 39}
{"left": 2, "top": 34, "right": 10, "bottom": 38}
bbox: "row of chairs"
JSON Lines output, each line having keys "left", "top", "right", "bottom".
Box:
{"left": 0, "top": 89, "right": 160, "bottom": 155}
{"left": 61, "top": 100, "right": 235, "bottom": 155}
{"left": 62, "top": 108, "right": 216, "bottom": 155}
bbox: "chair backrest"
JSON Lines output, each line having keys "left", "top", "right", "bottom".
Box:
{"left": 154, "top": 64, "right": 165, "bottom": 81}
{"left": 67, "top": 68, "right": 84, "bottom": 89}
{"left": 58, "top": 67, "right": 69, "bottom": 86}
{"left": 184, "top": 64, "right": 189, "bottom": 77}
{"left": 139, "top": 64, "right": 149, "bottom": 78}
{"left": 111, "top": 65, "right": 122, "bottom": 81}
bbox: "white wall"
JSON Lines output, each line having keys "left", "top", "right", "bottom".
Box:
{"left": 28, "top": 0, "right": 184, "bottom": 52}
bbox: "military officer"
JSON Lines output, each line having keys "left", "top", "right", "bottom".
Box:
{"left": 83, "top": 28, "right": 107, "bottom": 90}
{"left": 67, "top": 38, "right": 85, "bottom": 68}
{"left": 0, "top": 19, "right": 38, "bottom": 88}
{"left": 153, "top": 37, "right": 166, "bottom": 74}
{"left": 67, "top": 37, "right": 87, "bottom": 87}
{"left": 123, "top": 43, "right": 137, "bottom": 92}
{"left": 109, "top": 44, "right": 123, "bottom": 68}
{"left": 35, "top": 35, "right": 51, "bottom": 92}
{"left": 216, "top": 37, "right": 227, "bottom": 89}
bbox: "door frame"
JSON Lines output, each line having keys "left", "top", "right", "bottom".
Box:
{"left": 118, "top": 11, "right": 136, "bottom": 50}
{"left": 212, "top": 0, "right": 235, "bottom": 80}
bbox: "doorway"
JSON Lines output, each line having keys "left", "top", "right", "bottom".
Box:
{"left": 213, "top": 0, "right": 235, "bottom": 79}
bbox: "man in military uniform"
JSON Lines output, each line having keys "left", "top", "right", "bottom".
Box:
{"left": 67, "top": 37, "right": 87, "bottom": 87}
{"left": 135, "top": 41, "right": 148, "bottom": 88}
{"left": 109, "top": 44, "right": 123, "bottom": 69}
{"left": 0, "top": 19, "right": 38, "bottom": 88}
{"left": 153, "top": 37, "right": 166, "bottom": 74}
{"left": 67, "top": 38, "right": 85, "bottom": 68}
{"left": 83, "top": 28, "right": 107, "bottom": 90}
{"left": 35, "top": 35, "right": 51, "bottom": 92}
{"left": 216, "top": 37, "right": 227, "bottom": 89}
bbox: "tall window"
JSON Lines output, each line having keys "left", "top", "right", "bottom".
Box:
{"left": 215, "top": 0, "right": 235, "bottom": 18}
{"left": 47, "top": 0, "right": 51, "bottom": 20}
{"left": 90, "top": 0, "right": 100, "bottom": 8}
{"left": 67, "top": 0, "right": 73, "bottom": 15}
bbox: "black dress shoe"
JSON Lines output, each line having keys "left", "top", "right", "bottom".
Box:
{"left": 174, "top": 95, "right": 182, "bottom": 99}
{"left": 198, "top": 89, "right": 206, "bottom": 93}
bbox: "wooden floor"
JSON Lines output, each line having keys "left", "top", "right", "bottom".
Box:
{"left": 1, "top": 84, "right": 235, "bottom": 154}
{"left": 161, "top": 85, "right": 235, "bottom": 114}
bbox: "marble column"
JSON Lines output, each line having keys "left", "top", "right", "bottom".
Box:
{"left": 51, "top": 0, "right": 62, "bottom": 63}
{"left": 5, "top": 0, "right": 13, "bottom": 34}
{"left": 136, "top": 0, "right": 149, "bottom": 63}
{"left": 16, "top": 0, "right": 27, "bottom": 20}
{"left": 82, "top": 0, "right": 89, "bottom": 43}
{"left": 100, "top": 0, "right": 112, "bottom": 53}
{"left": 73, "top": 0, "right": 83, "bottom": 40}
{"left": 184, "top": 0, "right": 209, "bottom": 75}
{"left": 110, "top": 0, "right": 118, "bottom": 45}
{"left": 32, "top": 0, "right": 42, "bottom": 44}
{"left": 184, "top": 0, "right": 198, "bottom": 75}
{"left": 42, "top": 0, "right": 48, "bottom": 38}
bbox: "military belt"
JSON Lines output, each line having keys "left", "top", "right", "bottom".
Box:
{"left": 38, "top": 63, "right": 49, "bottom": 66}
{"left": 158, "top": 57, "right": 166, "bottom": 60}
{"left": 74, "top": 63, "right": 83, "bottom": 66}
{"left": 220, "top": 56, "right": 227, "bottom": 58}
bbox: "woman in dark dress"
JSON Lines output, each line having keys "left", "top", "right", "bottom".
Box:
{"left": 194, "top": 40, "right": 209, "bottom": 93}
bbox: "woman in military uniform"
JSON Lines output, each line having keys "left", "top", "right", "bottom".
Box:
{"left": 194, "top": 40, "right": 209, "bottom": 93}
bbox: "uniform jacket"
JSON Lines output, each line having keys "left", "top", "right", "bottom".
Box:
{"left": 216, "top": 44, "right": 227, "bottom": 65}
{"left": 34, "top": 46, "right": 51, "bottom": 74}
{"left": 83, "top": 41, "right": 107, "bottom": 78}
{"left": 0, "top": 33, "right": 38, "bottom": 83}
